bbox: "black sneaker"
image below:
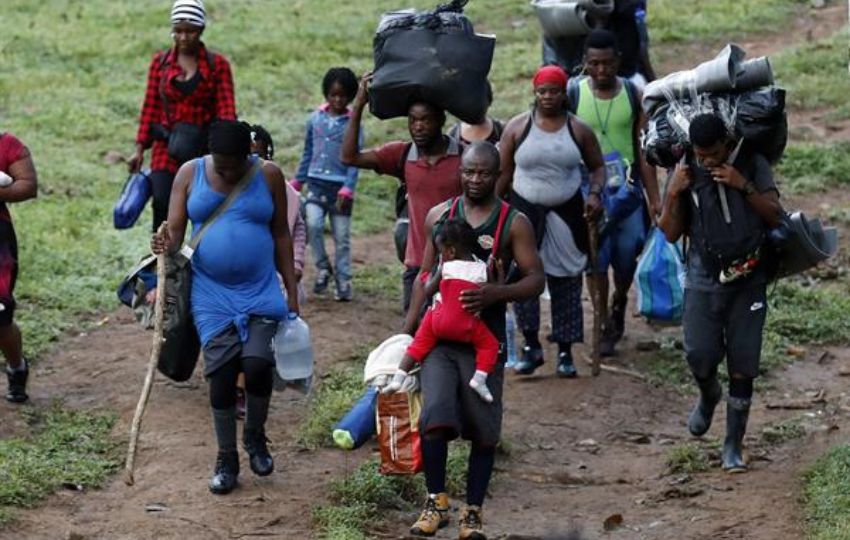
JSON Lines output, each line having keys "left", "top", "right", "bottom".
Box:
{"left": 556, "top": 352, "right": 578, "bottom": 378}
{"left": 334, "top": 280, "right": 353, "bottom": 302}
{"left": 313, "top": 268, "right": 332, "bottom": 294}
{"left": 243, "top": 429, "right": 274, "bottom": 476}
{"left": 209, "top": 451, "right": 239, "bottom": 495}
{"left": 514, "top": 346, "right": 544, "bottom": 375}
{"left": 5, "top": 362, "right": 29, "bottom": 403}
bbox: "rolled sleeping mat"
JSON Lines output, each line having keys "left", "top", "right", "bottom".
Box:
{"left": 643, "top": 44, "right": 746, "bottom": 109}
{"left": 775, "top": 212, "right": 839, "bottom": 279}
{"left": 735, "top": 57, "right": 774, "bottom": 92}
{"left": 531, "top": 0, "right": 591, "bottom": 38}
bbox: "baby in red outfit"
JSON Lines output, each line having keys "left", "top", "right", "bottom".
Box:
{"left": 385, "top": 219, "right": 499, "bottom": 402}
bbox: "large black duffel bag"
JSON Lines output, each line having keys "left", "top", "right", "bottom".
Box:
{"left": 369, "top": 1, "right": 495, "bottom": 123}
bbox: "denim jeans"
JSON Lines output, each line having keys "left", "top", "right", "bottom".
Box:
{"left": 305, "top": 179, "right": 352, "bottom": 282}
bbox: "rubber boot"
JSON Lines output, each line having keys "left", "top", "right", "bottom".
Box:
{"left": 609, "top": 290, "right": 628, "bottom": 343}
{"left": 209, "top": 407, "right": 239, "bottom": 494}
{"left": 243, "top": 394, "right": 274, "bottom": 476}
{"left": 722, "top": 396, "right": 751, "bottom": 473}
{"left": 687, "top": 377, "right": 722, "bottom": 436}
{"left": 5, "top": 360, "right": 29, "bottom": 403}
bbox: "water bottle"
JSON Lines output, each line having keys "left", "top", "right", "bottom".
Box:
{"left": 274, "top": 313, "right": 314, "bottom": 394}
{"left": 505, "top": 308, "right": 518, "bottom": 368}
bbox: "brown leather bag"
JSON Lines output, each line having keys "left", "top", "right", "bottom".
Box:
{"left": 376, "top": 391, "right": 423, "bottom": 475}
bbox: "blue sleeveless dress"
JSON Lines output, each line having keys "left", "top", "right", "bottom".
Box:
{"left": 187, "top": 157, "right": 288, "bottom": 347}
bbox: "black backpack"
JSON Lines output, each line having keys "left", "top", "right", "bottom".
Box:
{"left": 688, "top": 151, "right": 768, "bottom": 273}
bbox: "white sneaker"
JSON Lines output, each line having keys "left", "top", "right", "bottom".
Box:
{"left": 468, "top": 370, "right": 493, "bottom": 403}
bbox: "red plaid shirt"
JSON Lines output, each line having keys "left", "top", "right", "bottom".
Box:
{"left": 135, "top": 43, "right": 236, "bottom": 173}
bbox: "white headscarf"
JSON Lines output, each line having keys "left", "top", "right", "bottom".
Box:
{"left": 171, "top": 0, "right": 206, "bottom": 28}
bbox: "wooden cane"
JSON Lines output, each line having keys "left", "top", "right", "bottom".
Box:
{"left": 587, "top": 220, "right": 603, "bottom": 377}
{"left": 123, "top": 223, "right": 168, "bottom": 486}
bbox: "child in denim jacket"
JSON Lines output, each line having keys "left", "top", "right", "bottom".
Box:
{"left": 292, "top": 67, "right": 362, "bottom": 301}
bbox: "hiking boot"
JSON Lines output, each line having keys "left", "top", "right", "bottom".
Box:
{"left": 313, "top": 268, "right": 332, "bottom": 294}
{"left": 514, "top": 346, "right": 544, "bottom": 375}
{"left": 334, "top": 279, "right": 353, "bottom": 302}
{"left": 687, "top": 377, "right": 722, "bottom": 437}
{"left": 556, "top": 351, "right": 578, "bottom": 378}
{"left": 5, "top": 362, "right": 29, "bottom": 404}
{"left": 209, "top": 451, "right": 239, "bottom": 494}
{"left": 722, "top": 397, "right": 751, "bottom": 474}
{"left": 458, "top": 505, "right": 486, "bottom": 540}
{"left": 243, "top": 428, "right": 274, "bottom": 476}
{"left": 410, "top": 493, "right": 450, "bottom": 536}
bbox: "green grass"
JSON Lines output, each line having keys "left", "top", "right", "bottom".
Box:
{"left": 776, "top": 143, "right": 850, "bottom": 194}
{"left": 648, "top": 0, "right": 806, "bottom": 44}
{"left": 313, "top": 459, "right": 424, "bottom": 539}
{"left": 761, "top": 416, "right": 806, "bottom": 445}
{"left": 0, "top": 406, "right": 119, "bottom": 526}
{"left": 297, "top": 368, "right": 364, "bottom": 449}
{"left": 774, "top": 28, "right": 850, "bottom": 118}
{"left": 665, "top": 443, "right": 709, "bottom": 474}
{"left": 804, "top": 445, "right": 850, "bottom": 539}
{"left": 354, "top": 262, "right": 403, "bottom": 302}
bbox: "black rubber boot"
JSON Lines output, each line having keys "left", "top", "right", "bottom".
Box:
{"left": 609, "top": 291, "right": 628, "bottom": 343}
{"left": 243, "top": 394, "right": 274, "bottom": 476}
{"left": 243, "top": 428, "right": 274, "bottom": 476}
{"left": 209, "top": 451, "right": 240, "bottom": 494}
{"left": 687, "top": 377, "right": 722, "bottom": 437}
{"left": 5, "top": 361, "right": 29, "bottom": 403}
{"left": 722, "top": 397, "right": 751, "bottom": 473}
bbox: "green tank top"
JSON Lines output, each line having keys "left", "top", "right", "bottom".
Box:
{"left": 575, "top": 78, "right": 635, "bottom": 164}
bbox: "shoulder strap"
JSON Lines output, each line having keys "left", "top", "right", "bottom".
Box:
{"left": 491, "top": 118, "right": 504, "bottom": 141}
{"left": 514, "top": 111, "right": 534, "bottom": 152}
{"left": 159, "top": 49, "right": 174, "bottom": 125}
{"left": 490, "top": 201, "right": 510, "bottom": 260}
{"left": 566, "top": 77, "right": 583, "bottom": 114}
{"left": 397, "top": 142, "right": 413, "bottom": 183}
{"left": 448, "top": 196, "right": 461, "bottom": 219}
{"left": 184, "top": 158, "right": 262, "bottom": 255}
{"left": 623, "top": 78, "right": 639, "bottom": 118}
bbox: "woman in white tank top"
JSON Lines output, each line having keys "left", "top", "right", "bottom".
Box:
{"left": 496, "top": 65, "right": 606, "bottom": 378}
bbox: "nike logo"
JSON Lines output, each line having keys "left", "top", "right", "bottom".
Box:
{"left": 750, "top": 302, "right": 764, "bottom": 312}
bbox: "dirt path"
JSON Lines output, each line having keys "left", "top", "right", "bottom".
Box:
{"left": 3, "top": 183, "right": 848, "bottom": 540}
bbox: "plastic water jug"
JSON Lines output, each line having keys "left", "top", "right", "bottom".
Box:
{"left": 274, "top": 313, "right": 314, "bottom": 392}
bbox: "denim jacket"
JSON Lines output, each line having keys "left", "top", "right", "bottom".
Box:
{"left": 294, "top": 104, "right": 363, "bottom": 198}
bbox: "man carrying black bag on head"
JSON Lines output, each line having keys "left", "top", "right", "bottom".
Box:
{"left": 658, "top": 113, "right": 782, "bottom": 473}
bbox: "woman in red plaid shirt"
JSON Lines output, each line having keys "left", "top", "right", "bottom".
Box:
{"left": 128, "top": 0, "right": 237, "bottom": 231}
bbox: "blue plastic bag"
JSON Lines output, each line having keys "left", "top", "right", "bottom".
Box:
{"left": 332, "top": 387, "right": 378, "bottom": 450}
{"left": 635, "top": 227, "right": 685, "bottom": 323}
{"left": 113, "top": 169, "right": 152, "bottom": 229}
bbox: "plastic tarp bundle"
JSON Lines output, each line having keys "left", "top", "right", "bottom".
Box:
{"left": 640, "top": 44, "right": 786, "bottom": 168}
{"left": 369, "top": 0, "right": 496, "bottom": 123}
{"left": 635, "top": 227, "right": 685, "bottom": 323}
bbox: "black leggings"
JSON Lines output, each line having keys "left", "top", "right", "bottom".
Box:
{"left": 208, "top": 355, "right": 274, "bottom": 410}
{"left": 422, "top": 436, "right": 496, "bottom": 507}
{"left": 150, "top": 170, "right": 176, "bottom": 233}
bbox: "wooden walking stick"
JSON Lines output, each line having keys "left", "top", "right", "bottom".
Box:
{"left": 123, "top": 223, "right": 168, "bottom": 486}
{"left": 587, "top": 219, "right": 603, "bottom": 377}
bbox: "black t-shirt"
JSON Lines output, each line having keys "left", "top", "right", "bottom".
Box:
{"left": 684, "top": 151, "right": 777, "bottom": 291}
